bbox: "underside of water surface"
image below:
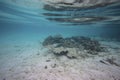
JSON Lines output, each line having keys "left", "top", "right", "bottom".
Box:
{"left": 0, "top": 0, "right": 120, "bottom": 40}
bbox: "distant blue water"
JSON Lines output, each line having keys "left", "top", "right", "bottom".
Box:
{"left": 0, "top": 1, "right": 120, "bottom": 45}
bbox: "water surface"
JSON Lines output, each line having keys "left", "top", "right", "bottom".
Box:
{"left": 0, "top": 0, "right": 120, "bottom": 45}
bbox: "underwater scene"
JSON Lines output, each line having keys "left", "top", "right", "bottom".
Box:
{"left": 0, "top": 0, "right": 120, "bottom": 80}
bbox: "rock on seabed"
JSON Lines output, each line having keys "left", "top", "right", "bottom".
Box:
{"left": 42, "top": 35, "right": 106, "bottom": 59}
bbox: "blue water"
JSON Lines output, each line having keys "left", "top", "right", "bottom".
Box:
{"left": 0, "top": 1, "right": 120, "bottom": 45}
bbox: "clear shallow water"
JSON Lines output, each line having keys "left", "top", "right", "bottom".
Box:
{"left": 0, "top": 0, "right": 120, "bottom": 45}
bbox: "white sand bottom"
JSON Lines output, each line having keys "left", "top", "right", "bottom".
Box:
{"left": 0, "top": 41, "right": 120, "bottom": 80}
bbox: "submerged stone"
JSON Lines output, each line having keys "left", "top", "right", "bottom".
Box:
{"left": 42, "top": 35, "right": 106, "bottom": 59}
{"left": 42, "top": 35, "right": 63, "bottom": 46}
{"left": 53, "top": 47, "right": 68, "bottom": 56}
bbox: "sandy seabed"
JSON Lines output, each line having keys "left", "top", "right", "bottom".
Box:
{"left": 0, "top": 40, "right": 120, "bottom": 80}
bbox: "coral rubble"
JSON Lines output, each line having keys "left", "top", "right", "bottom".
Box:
{"left": 42, "top": 35, "right": 106, "bottom": 59}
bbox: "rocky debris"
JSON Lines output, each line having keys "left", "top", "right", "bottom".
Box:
{"left": 65, "top": 48, "right": 79, "bottom": 59}
{"left": 45, "top": 66, "right": 48, "bottom": 69}
{"left": 99, "top": 60, "right": 108, "bottom": 65}
{"left": 51, "top": 64, "right": 57, "bottom": 68}
{"left": 42, "top": 35, "right": 63, "bottom": 47}
{"left": 46, "top": 60, "right": 51, "bottom": 62}
{"left": 3, "top": 78, "right": 6, "bottom": 80}
{"left": 52, "top": 47, "right": 79, "bottom": 59}
{"left": 52, "top": 47, "right": 68, "bottom": 56}
{"left": 105, "top": 57, "right": 120, "bottom": 67}
{"left": 42, "top": 35, "right": 106, "bottom": 59}
{"left": 99, "top": 57, "right": 120, "bottom": 67}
